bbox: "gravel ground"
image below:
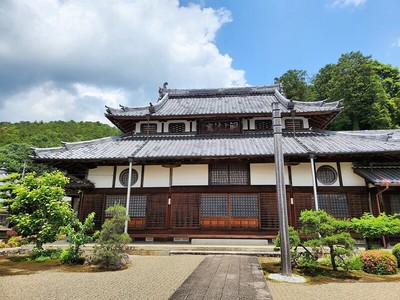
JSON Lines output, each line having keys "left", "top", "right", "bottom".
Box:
{"left": 0, "top": 255, "right": 205, "bottom": 300}
{"left": 268, "top": 281, "right": 400, "bottom": 300}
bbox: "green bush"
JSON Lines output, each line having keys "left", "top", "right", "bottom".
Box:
{"left": 30, "top": 248, "right": 62, "bottom": 260}
{"left": 321, "top": 252, "right": 363, "bottom": 271}
{"left": 60, "top": 213, "right": 95, "bottom": 264}
{"left": 274, "top": 226, "right": 300, "bottom": 250}
{"left": 392, "top": 243, "right": 400, "bottom": 267}
{"left": 93, "top": 205, "right": 131, "bottom": 270}
{"left": 360, "top": 250, "right": 398, "bottom": 275}
{"left": 60, "top": 249, "right": 84, "bottom": 264}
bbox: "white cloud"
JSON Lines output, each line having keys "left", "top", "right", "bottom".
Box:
{"left": 0, "top": 0, "right": 245, "bottom": 123}
{"left": 391, "top": 38, "right": 400, "bottom": 48}
{"left": 332, "top": 0, "right": 367, "bottom": 7}
{"left": 0, "top": 81, "right": 127, "bottom": 123}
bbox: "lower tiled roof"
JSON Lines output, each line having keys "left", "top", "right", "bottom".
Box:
{"left": 353, "top": 166, "right": 400, "bottom": 186}
{"left": 32, "top": 130, "right": 400, "bottom": 162}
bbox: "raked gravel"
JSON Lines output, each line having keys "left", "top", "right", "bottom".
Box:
{"left": 0, "top": 255, "right": 205, "bottom": 300}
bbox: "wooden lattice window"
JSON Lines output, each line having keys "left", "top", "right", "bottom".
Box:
{"left": 316, "top": 165, "right": 337, "bottom": 185}
{"left": 119, "top": 169, "right": 139, "bottom": 187}
{"left": 140, "top": 123, "right": 157, "bottom": 134}
{"left": 285, "top": 119, "right": 303, "bottom": 130}
{"left": 129, "top": 195, "right": 147, "bottom": 217}
{"left": 230, "top": 194, "right": 258, "bottom": 217}
{"left": 209, "top": 162, "right": 249, "bottom": 185}
{"left": 200, "top": 194, "right": 228, "bottom": 217}
{"left": 105, "top": 195, "right": 126, "bottom": 217}
{"left": 168, "top": 123, "right": 185, "bottom": 133}
{"left": 105, "top": 195, "right": 146, "bottom": 217}
{"left": 318, "top": 194, "right": 349, "bottom": 217}
{"left": 389, "top": 194, "right": 400, "bottom": 214}
{"left": 255, "top": 120, "right": 272, "bottom": 131}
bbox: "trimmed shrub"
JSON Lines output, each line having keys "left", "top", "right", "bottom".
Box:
{"left": 360, "top": 250, "right": 397, "bottom": 275}
{"left": 392, "top": 243, "right": 400, "bottom": 267}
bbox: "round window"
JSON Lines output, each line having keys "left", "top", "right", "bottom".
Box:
{"left": 119, "top": 168, "right": 139, "bottom": 187}
{"left": 316, "top": 165, "right": 337, "bottom": 185}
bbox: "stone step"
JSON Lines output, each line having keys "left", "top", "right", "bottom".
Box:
{"left": 191, "top": 238, "right": 269, "bottom": 246}
{"left": 169, "top": 250, "right": 280, "bottom": 257}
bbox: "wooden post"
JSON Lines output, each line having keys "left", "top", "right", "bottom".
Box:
{"left": 272, "top": 102, "right": 292, "bottom": 276}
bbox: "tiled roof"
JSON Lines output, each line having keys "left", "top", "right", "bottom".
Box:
{"left": 33, "top": 130, "right": 400, "bottom": 162}
{"left": 105, "top": 85, "right": 342, "bottom": 118}
{"left": 353, "top": 166, "right": 400, "bottom": 186}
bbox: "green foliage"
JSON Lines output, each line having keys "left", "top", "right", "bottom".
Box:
{"left": 300, "top": 209, "right": 355, "bottom": 271}
{"left": 274, "top": 226, "right": 301, "bottom": 249}
{"left": 60, "top": 212, "right": 95, "bottom": 264}
{"left": 321, "top": 252, "right": 363, "bottom": 271}
{"left": 279, "top": 51, "right": 400, "bottom": 130}
{"left": 30, "top": 248, "right": 62, "bottom": 261}
{"left": 4, "top": 171, "right": 75, "bottom": 252}
{"left": 392, "top": 243, "right": 400, "bottom": 267}
{"left": 279, "top": 69, "right": 317, "bottom": 101}
{"left": 0, "top": 121, "right": 120, "bottom": 175}
{"left": 360, "top": 250, "right": 398, "bottom": 275}
{"left": 93, "top": 205, "right": 131, "bottom": 270}
{"left": 351, "top": 213, "right": 400, "bottom": 249}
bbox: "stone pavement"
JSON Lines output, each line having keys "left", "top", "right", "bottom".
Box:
{"left": 170, "top": 255, "right": 273, "bottom": 300}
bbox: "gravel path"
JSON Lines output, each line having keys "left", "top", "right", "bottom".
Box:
{"left": 268, "top": 281, "right": 400, "bottom": 300}
{"left": 0, "top": 255, "right": 205, "bottom": 300}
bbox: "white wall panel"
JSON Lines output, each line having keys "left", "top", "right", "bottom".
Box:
{"left": 87, "top": 166, "right": 114, "bottom": 188}
{"left": 173, "top": 165, "right": 208, "bottom": 186}
{"left": 143, "top": 165, "right": 170, "bottom": 187}
{"left": 250, "top": 163, "right": 289, "bottom": 185}
{"left": 340, "top": 162, "right": 365, "bottom": 186}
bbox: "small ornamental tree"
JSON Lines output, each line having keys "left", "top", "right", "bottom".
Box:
{"left": 4, "top": 171, "right": 75, "bottom": 252}
{"left": 300, "top": 209, "right": 355, "bottom": 271}
{"left": 60, "top": 212, "right": 95, "bottom": 264}
{"left": 351, "top": 213, "right": 400, "bottom": 249}
{"left": 93, "top": 204, "right": 132, "bottom": 269}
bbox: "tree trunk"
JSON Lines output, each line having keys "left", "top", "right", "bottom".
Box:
{"left": 330, "top": 245, "right": 337, "bottom": 271}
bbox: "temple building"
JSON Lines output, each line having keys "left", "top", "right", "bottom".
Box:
{"left": 32, "top": 83, "right": 400, "bottom": 243}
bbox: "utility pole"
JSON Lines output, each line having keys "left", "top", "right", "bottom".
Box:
{"left": 272, "top": 102, "right": 292, "bottom": 276}
{"left": 124, "top": 158, "right": 133, "bottom": 234}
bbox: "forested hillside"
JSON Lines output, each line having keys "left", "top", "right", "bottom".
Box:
{"left": 278, "top": 51, "right": 400, "bottom": 130}
{"left": 0, "top": 121, "right": 120, "bottom": 173}
{"left": 0, "top": 121, "right": 120, "bottom": 148}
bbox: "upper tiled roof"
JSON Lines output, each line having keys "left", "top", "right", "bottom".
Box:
{"left": 105, "top": 84, "right": 342, "bottom": 118}
{"left": 33, "top": 130, "right": 400, "bottom": 163}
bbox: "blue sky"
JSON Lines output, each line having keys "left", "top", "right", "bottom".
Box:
{"left": 183, "top": 0, "right": 400, "bottom": 85}
{"left": 0, "top": 0, "right": 399, "bottom": 123}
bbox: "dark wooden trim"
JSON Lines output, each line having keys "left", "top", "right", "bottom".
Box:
{"left": 112, "top": 165, "right": 117, "bottom": 188}
{"left": 140, "top": 165, "right": 145, "bottom": 188}
{"left": 337, "top": 162, "right": 343, "bottom": 187}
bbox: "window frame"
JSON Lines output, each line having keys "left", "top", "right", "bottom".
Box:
{"left": 209, "top": 162, "right": 250, "bottom": 186}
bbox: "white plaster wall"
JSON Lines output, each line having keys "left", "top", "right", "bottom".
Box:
{"left": 114, "top": 165, "right": 142, "bottom": 188}
{"left": 164, "top": 120, "right": 191, "bottom": 133}
{"left": 87, "top": 166, "right": 114, "bottom": 188}
{"left": 282, "top": 117, "right": 309, "bottom": 129}
{"left": 242, "top": 119, "right": 249, "bottom": 130}
{"left": 291, "top": 163, "right": 313, "bottom": 186}
{"left": 340, "top": 162, "right": 366, "bottom": 186}
{"left": 173, "top": 165, "right": 208, "bottom": 186}
{"left": 250, "top": 163, "right": 289, "bottom": 185}
{"left": 315, "top": 162, "right": 340, "bottom": 187}
{"left": 143, "top": 165, "right": 170, "bottom": 187}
